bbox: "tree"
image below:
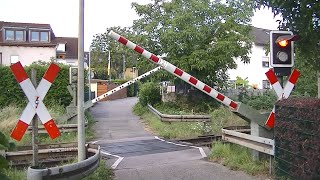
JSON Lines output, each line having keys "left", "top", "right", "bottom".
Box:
{"left": 255, "top": 0, "right": 320, "bottom": 97}
{"left": 132, "top": 0, "right": 255, "bottom": 87}
{"left": 90, "top": 27, "right": 143, "bottom": 80}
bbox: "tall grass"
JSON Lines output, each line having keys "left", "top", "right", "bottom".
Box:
{"left": 133, "top": 102, "right": 248, "bottom": 138}
{"left": 134, "top": 102, "right": 205, "bottom": 139}
{"left": 210, "top": 107, "right": 248, "bottom": 135}
{"left": 1, "top": 167, "right": 26, "bottom": 180}
{"left": 84, "top": 159, "right": 114, "bottom": 180}
{"left": 209, "top": 142, "right": 269, "bottom": 176}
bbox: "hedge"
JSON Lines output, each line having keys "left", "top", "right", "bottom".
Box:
{"left": 0, "top": 62, "right": 72, "bottom": 109}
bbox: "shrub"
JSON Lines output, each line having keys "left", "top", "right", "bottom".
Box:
{"left": 138, "top": 82, "right": 161, "bottom": 106}
{"left": 241, "top": 92, "right": 277, "bottom": 111}
{"left": 0, "top": 62, "right": 72, "bottom": 108}
{"left": 0, "top": 131, "right": 16, "bottom": 179}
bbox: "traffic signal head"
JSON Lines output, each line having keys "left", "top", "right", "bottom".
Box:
{"left": 270, "top": 31, "right": 296, "bottom": 67}
{"left": 69, "top": 67, "right": 78, "bottom": 84}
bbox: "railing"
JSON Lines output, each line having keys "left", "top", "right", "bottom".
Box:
{"left": 26, "top": 144, "right": 100, "bottom": 180}
{"left": 222, "top": 126, "right": 274, "bottom": 155}
{"left": 147, "top": 104, "right": 211, "bottom": 122}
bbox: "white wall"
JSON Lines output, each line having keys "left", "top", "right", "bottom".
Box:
{"left": 0, "top": 46, "right": 56, "bottom": 66}
{"left": 90, "top": 83, "right": 98, "bottom": 98}
{"left": 228, "top": 44, "right": 270, "bottom": 89}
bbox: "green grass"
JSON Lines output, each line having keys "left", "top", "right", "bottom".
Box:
{"left": 1, "top": 167, "right": 26, "bottom": 180}
{"left": 134, "top": 102, "right": 205, "bottom": 139}
{"left": 84, "top": 159, "right": 114, "bottom": 180}
{"left": 133, "top": 102, "right": 248, "bottom": 139}
{"left": 209, "top": 142, "right": 269, "bottom": 176}
{"left": 209, "top": 107, "right": 248, "bottom": 135}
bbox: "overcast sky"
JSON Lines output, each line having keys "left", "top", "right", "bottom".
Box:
{"left": 1, "top": 0, "right": 280, "bottom": 51}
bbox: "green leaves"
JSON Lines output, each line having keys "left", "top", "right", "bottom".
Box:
{"left": 0, "top": 63, "right": 72, "bottom": 109}
{"left": 132, "top": 0, "right": 254, "bottom": 85}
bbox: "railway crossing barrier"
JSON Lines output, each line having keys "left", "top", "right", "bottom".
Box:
{"left": 108, "top": 30, "right": 270, "bottom": 130}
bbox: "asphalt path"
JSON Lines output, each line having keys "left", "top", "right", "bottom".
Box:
{"left": 91, "top": 97, "right": 264, "bottom": 180}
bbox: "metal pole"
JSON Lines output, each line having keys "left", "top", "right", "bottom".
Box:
{"left": 88, "top": 48, "right": 91, "bottom": 100}
{"left": 78, "top": 0, "right": 86, "bottom": 161}
{"left": 123, "top": 54, "right": 126, "bottom": 79}
{"left": 31, "top": 69, "right": 39, "bottom": 166}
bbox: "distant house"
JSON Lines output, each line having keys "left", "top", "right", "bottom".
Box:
{"left": 228, "top": 27, "right": 272, "bottom": 89}
{"left": 0, "top": 21, "right": 84, "bottom": 67}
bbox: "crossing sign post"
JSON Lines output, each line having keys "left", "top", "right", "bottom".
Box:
{"left": 10, "top": 62, "right": 61, "bottom": 141}
{"left": 264, "top": 68, "right": 300, "bottom": 128}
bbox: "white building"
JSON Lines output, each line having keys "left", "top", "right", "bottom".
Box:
{"left": 0, "top": 21, "right": 83, "bottom": 67}
{"left": 228, "top": 27, "right": 271, "bottom": 89}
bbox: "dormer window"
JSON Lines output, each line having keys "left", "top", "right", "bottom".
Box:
{"left": 30, "top": 30, "right": 49, "bottom": 42}
{"left": 5, "top": 29, "right": 25, "bottom": 41}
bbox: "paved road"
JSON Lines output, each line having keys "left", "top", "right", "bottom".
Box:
{"left": 91, "top": 97, "right": 264, "bottom": 180}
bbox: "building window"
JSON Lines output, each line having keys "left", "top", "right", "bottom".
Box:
{"left": 262, "top": 61, "right": 269, "bottom": 68}
{"left": 262, "top": 80, "right": 270, "bottom": 89}
{"left": 262, "top": 56, "right": 269, "bottom": 68}
{"left": 10, "top": 55, "right": 19, "bottom": 64}
{"left": 5, "top": 29, "right": 25, "bottom": 41}
{"left": 40, "top": 32, "right": 49, "bottom": 42}
{"left": 5, "top": 30, "right": 14, "bottom": 40}
{"left": 15, "top": 30, "right": 24, "bottom": 41}
{"left": 31, "top": 31, "right": 39, "bottom": 41}
{"left": 31, "top": 31, "right": 49, "bottom": 42}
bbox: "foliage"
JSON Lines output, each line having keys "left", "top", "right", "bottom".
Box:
{"left": 0, "top": 62, "right": 72, "bottom": 109}
{"left": 209, "top": 142, "right": 269, "bottom": 175}
{"left": 134, "top": 102, "right": 247, "bottom": 138}
{"left": 0, "top": 131, "right": 16, "bottom": 179}
{"left": 84, "top": 159, "right": 114, "bottom": 180}
{"left": 138, "top": 82, "right": 161, "bottom": 106}
{"left": 293, "top": 51, "right": 317, "bottom": 97}
{"left": 90, "top": 27, "right": 141, "bottom": 80}
{"left": 255, "top": 0, "right": 320, "bottom": 70}
{"left": 133, "top": 102, "right": 205, "bottom": 139}
{"left": 235, "top": 76, "right": 250, "bottom": 89}
{"left": 132, "top": 0, "right": 255, "bottom": 86}
{"left": 1, "top": 167, "right": 25, "bottom": 180}
{"left": 241, "top": 91, "right": 277, "bottom": 111}
{"left": 210, "top": 107, "right": 248, "bottom": 135}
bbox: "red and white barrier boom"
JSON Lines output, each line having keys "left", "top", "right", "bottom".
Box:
{"left": 91, "top": 66, "right": 162, "bottom": 103}
{"left": 108, "top": 31, "right": 269, "bottom": 128}
{"left": 10, "top": 62, "right": 61, "bottom": 141}
{"left": 265, "top": 68, "right": 300, "bottom": 128}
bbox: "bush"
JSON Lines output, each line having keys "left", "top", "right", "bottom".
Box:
{"left": 241, "top": 92, "right": 277, "bottom": 111}
{"left": 0, "top": 62, "right": 72, "bottom": 108}
{"left": 138, "top": 82, "right": 161, "bottom": 106}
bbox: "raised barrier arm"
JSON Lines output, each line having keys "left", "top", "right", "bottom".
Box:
{"left": 108, "top": 31, "right": 270, "bottom": 129}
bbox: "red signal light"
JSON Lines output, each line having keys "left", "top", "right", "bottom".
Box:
{"left": 277, "top": 40, "right": 289, "bottom": 47}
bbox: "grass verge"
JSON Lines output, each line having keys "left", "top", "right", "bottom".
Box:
{"left": 133, "top": 102, "right": 248, "bottom": 139}
{"left": 84, "top": 159, "right": 114, "bottom": 180}
{"left": 209, "top": 142, "right": 270, "bottom": 176}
